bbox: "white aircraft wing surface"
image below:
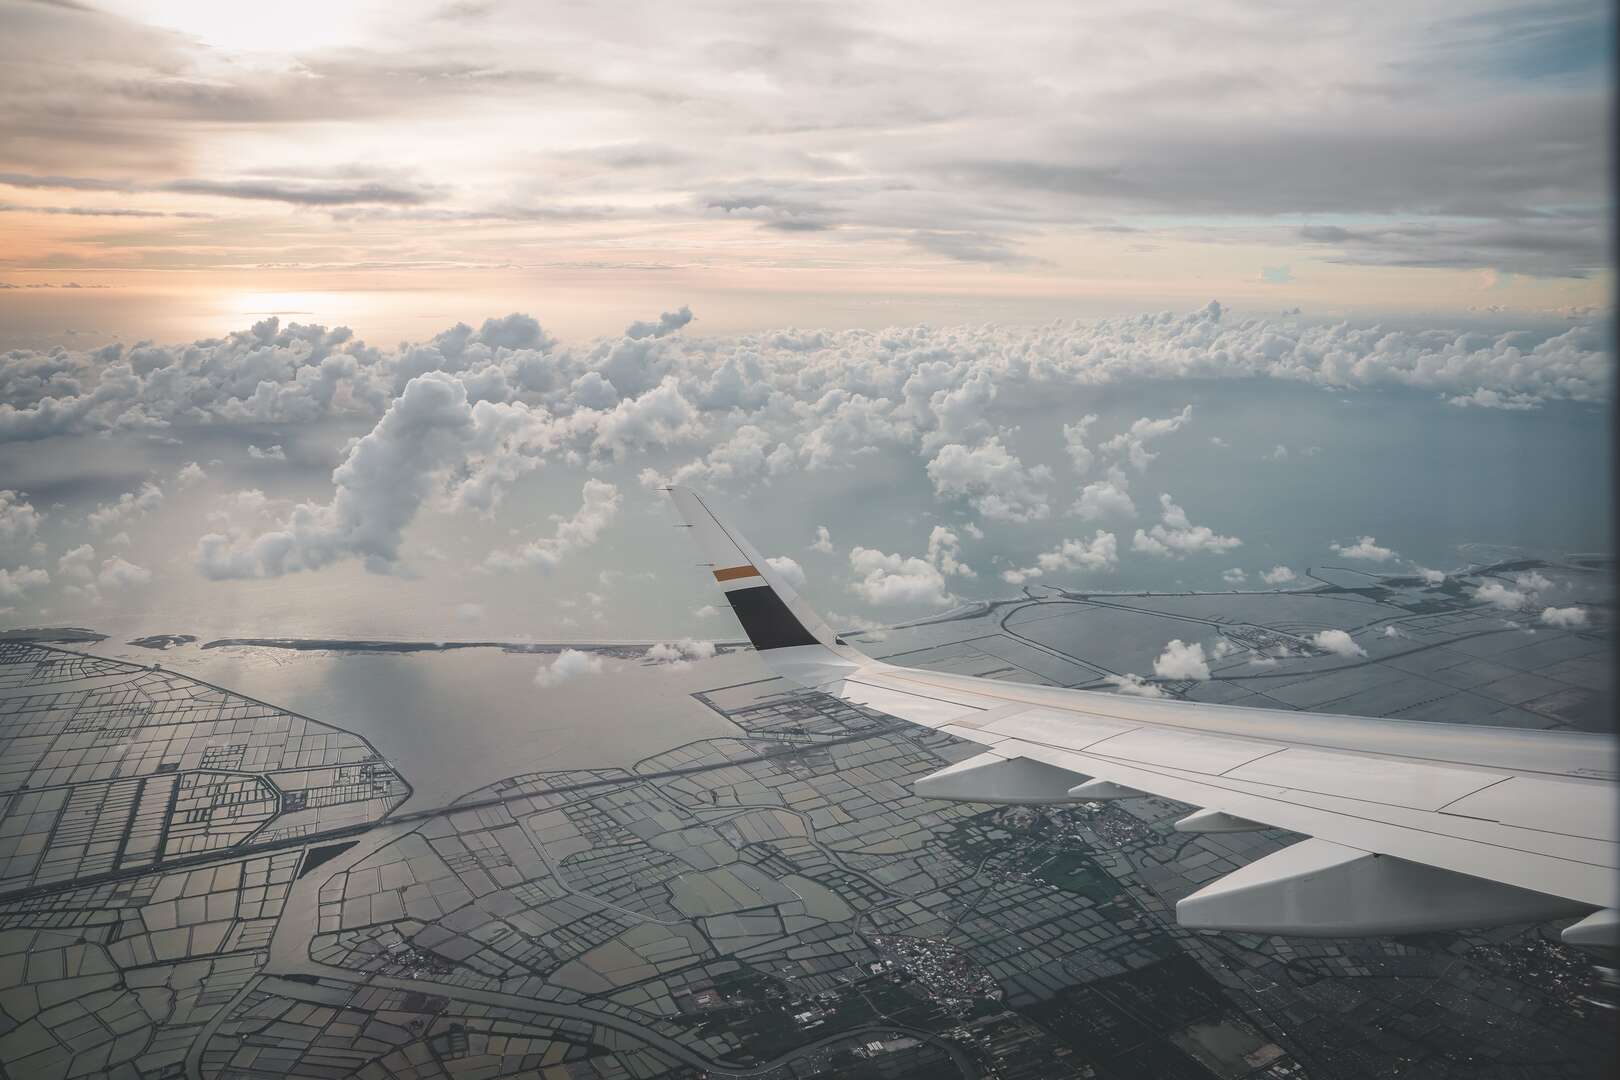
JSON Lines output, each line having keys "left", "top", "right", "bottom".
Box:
{"left": 666, "top": 486, "right": 1618, "bottom": 945}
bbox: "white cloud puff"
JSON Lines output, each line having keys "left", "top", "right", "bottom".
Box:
{"left": 1539, "top": 606, "right": 1588, "bottom": 628}
{"left": 248, "top": 444, "right": 287, "bottom": 461}
{"left": 644, "top": 638, "right": 718, "bottom": 665}
{"left": 96, "top": 556, "right": 152, "bottom": 589}
{"left": 1001, "top": 530, "right": 1117, "bottom": 584}
{"left": 1071, "top": 476, "right": 1136, "bottom": 521}
{"left": 1261, "top": 565, "right": 1297, "bottom": 585}
{"left": 1222, "top": 568, "right": 1247, "bottom": 584}
{"left": 1133, "top": 494, "right": 1241, "bottom": 558}
{"left": 87, "top": 481, "right": 162, "bottom": 533}
{"left": 1106, "top": 673, "right": 1165, "bottom": 697}
{"left": 1330, "top": 535, "right": 1396, "bottom": 561}
{"left": 849, "top": 527, "right": 973, "bottom": 608}
{"left": 1310, "top": 629, "right": 1366, "bottom": 657}
{"left": 810, "top": 525, "right": 834, "bottom": 554}
{"left": 176, "top": 462, "right": 207, "bottom": 487}
{"left": 1472, "top": 580, "right": 1530, "bottom": 611}
{"left": 1153, "top": 639, "right": 1212, "bottom": 681}
{"left": 925, "top": 436, "right": 1052, "bottom": 522}
{"left": 486, "top": 479, "right": 623, "bottom": 573}
{"left": 534, "top": 648, "right": 606, "bottom": 687}
{"left": 765, "top": 555, "right": 806, "bottom": 589}
{"left": 0, "top": 566, "right": 49, "bottom": 598}
{"left": 0, "top": 490, "right": 42, "bottom": 562}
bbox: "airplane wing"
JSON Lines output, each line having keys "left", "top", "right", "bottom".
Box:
{"left": 666, "top": 486, "right": 1618, "bottom": 945}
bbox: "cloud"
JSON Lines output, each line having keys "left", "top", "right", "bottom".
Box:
{"left": 1261, "top": 565, "right": 1297, "bottom": 585}
{"left": 849, "top": 526, "right": 973, "bottom": 607}
{"left": 1472, "top": 580, "right": 1531, "bottom": 611}
{"left": 624, "top": 306, "right": 693, "bottom": 340}
{"left": 455, "top": 602, "right": 485, "bottom": 622}
{"left": 0, "top": 491, "right": 42, "bottom": 562}
{"left": 1330, "top": 535, "right": 1396, "bottom": 562}
{"left": 644, "top": 638, "right": 717, "bottom": 666}
{"left": 165, "top": 178, "right": 444, "bottom": 206}
{"left": 0, "top": 566, "right": 49, "bottom": 598}
{"left": 1001, "top": 530, "right": 1117, "bottom": 585}
{"left": 57, "top": 544, "right": 95, "bottom": 582}
{"left": 926, "top": 526, "right": 975, "bottom": 579}
{"left": 1133, "top": 494, "right": 1241, "bottom": 558}
{"left": 534, "top": 648, "right": 606, "bottom": 687}
{"left": 248, "top": 444, "right": 286, "bottom": 461}
{"left": 96, "top": 556, "right": 151, "bottom": 589}
{"left": 810, "top": 525, "right": 834, "bottom": 554}
{"left": 1153, "top": 639, "right": 1211, "bottom": 681}
{"left": 1414, "top": 566, "right": 1446, "bottom": 585}
{"left": 87, "top": 481, "right": 162, "bottom": 533}
{"left": 1222, "top": 568, "right": 1247, "bottom": 584}
{"left": 1539, "top": 606, "right": 1588, "bottom": 629}
{"left": 176, "top": 462, "right": 207, "bottom": 487}
{"left": 1311, "top": 629, "right": 1366, "bottom": 657}
{"left": 926, "top": 436, "right": 1052, "bottom": 522}
{"left": 0, "top": 305, "right": 1610, "bottom": 465}
{"left": 1071, "top": 476, "right": 1136, "bottom": 521}
{"left": 1446, "top": 388, "right": 1542, "bottom": 411}
{"left": 765, "top": 555, "right": 806, "bottom": 589}
{"left": 486, "top": 479, "right": 622, "bottom": 572}
{"left": 198, "top": 373, "right": 558, "bottom": 579}
{"left": 1105, "top": 673, "right": 1164, "bottom": 698}
{"left": 1099, "top": 405, "right": 1193, "bottom": 472}
{"left": 1062, "top": 414, "right": 1098, "bottom": 474}
{"left": 1259, "top": 265, "right": 1294, "bottom": 284}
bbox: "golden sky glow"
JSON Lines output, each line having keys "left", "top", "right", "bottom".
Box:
{"left": 0, "top": 0, "right": 1611, "bottom": 344}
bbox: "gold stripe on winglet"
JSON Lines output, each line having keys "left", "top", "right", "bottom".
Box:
{"left": 713, "top": 564, "right": 762, "bottom": 582}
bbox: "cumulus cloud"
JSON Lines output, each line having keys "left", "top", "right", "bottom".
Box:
{"left": 1133, "top": 494, "right": 1242, "bottom": 558}
{"left": 1472, "top": 580, "right": 1530, "bottom": 610}
{"left": 810, "top": 525, "right": 834, "bottom": 554}
{"left": 765, "top": 555, "right": 806, "bottom": 589}
{"left": 1071, "top": 476, "right": 1136, "bottom": 521}
{"left": 0, "top": 490, "right": 42, "bottom": 562}
{"left": 1222, "top": 568, "right": 1247, "bottom": 584}
{"left": 96, "top": 556, "right": 151, "bottom": 588}
{"left": 176, "top": 462, "right": 207, "bottom": 487}
{"left": 534, "top": 648, "right": 606, "bottom": 687}
{"left": 87, "top": 481, "right": 162, "bottom": 533}
{"left": 198, "top": 373, "right": 561, "bottom": 579}
{"left": 926, "top": 436, "right": 1052, "bottom": 522}
{"left": 1446, "top": 389, "right": 1542, "bottom": 411}
{"left": 1261, "top": 565, "right": 1297, "bottom": 585}
{"left": 1330, "top": 535, "right": 1396, "bottom": 562}
{"left": 1414, "top": 566, "right": 1446, "bottom": 585}
{"left": 1106, "top": 673, "right": 1165, "bottom": 698}
{"left": 849, "top": 526, "right": 974, "bottom": 607}
{"left": 1311, "top": 629, "right": 1366, "bottom": 657}
{"left": 56, "top": 543, "right": 96, "bottom": 582}
{"left": 486, "top": 479, "right": 622, "bottom": 572}
{"left": 1539, "top": 606, "right": 1588, "bottom": 628}
{"left": 1062, "top": 414, "right": 1098, "bottom": 474}
{"left": 1002, "top": 530, "right": 1117, "bottom": 585}
{"left": 248, "top": 444, "right": 287, "bottom": 461}
{"left": 1153, "top": 639, "right": 1212, "bottom": 681}
{"left": 0, "top": 566, "right": 49, "bottom": 598}
{"left": 0, "top": 304, "right": 1610, "bottom": 460}
{"left": 644, "top": 638, "right": 717, "bottom": 665}
{"left": 1099, "top": 405, "right": 1192, "bottom": 472}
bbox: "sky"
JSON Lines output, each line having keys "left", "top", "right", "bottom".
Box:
{"left": 0, "top": 0, "right": 1613, "bottom": 344}
{"left": 0, "top": 0, "right": 1613, "bottom": 652}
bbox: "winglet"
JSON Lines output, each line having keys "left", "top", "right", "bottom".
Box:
{"left": 666, "top": 486, "right": 865, "bottom": 686}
